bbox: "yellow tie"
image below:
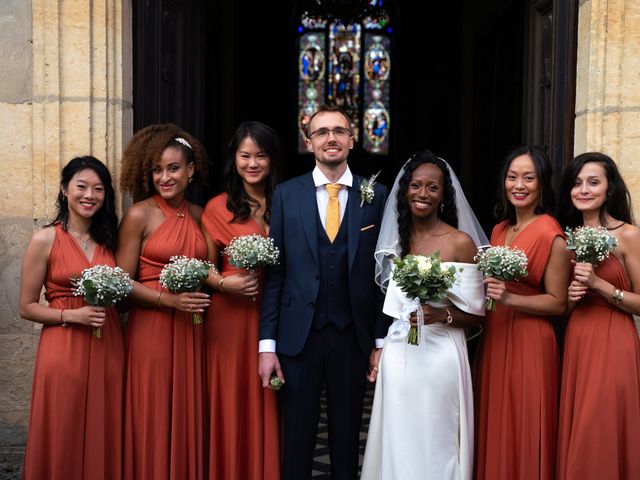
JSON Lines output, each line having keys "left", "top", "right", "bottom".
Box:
{"left": 325, "top": 183, "right": 341, "bottom": 242}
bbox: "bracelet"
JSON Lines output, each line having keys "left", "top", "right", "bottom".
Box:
{"left": 612, "top": 288, "right": 624, "bottom": 305}
{"left": 218, "top": 277, "right": 225, "bottom": 292}
{"left": 155, "top": 291, "right": 163, "bottom": 307}
{"left": 442, "top": 309, "right": 453, "bottom": 325}
{"left": 60, "top": 308, "right": 68, "bottom": 327}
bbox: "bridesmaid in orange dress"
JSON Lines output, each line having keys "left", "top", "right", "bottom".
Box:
{"left": 474, "top": 145, "right": 570, "bottom": 480}
{"left": 556, "top": 152, "right": 640, "bottom": 479}
{"left": 117, "top": 124, "right": 211, "bottom": 480}
{"left": 20, "top": 156, "right": 123, "bottom": 480}
{"left": 201, "top": 122, "right": 281, "bottom": 479}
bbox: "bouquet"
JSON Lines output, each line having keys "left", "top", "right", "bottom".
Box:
{"left": 159, "top": 256, "right": 213, "bottom": 324}
{"left": 223, "top": 234, "right": 280, "bottom": 301}
{"left": 565, "top": 226, "right": 618, "bottom": 264}
{"left": 392, "top": 252, "right": 460, "bottom": 345}
{"left": 72, "top": 265, "right": 133, "bottom": 338}
{"left": 474, "top": 246, "right": 528, "bottom": 311}
{"left": 223, "top": 234, "right": 280, "bottom": 270}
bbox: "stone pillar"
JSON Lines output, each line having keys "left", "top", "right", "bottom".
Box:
{"left": 574, "top": 0, "right": 640, "bottom": 333}
{"left": 574, "top": 0, "right": 640, "bottom": 211}
{"left": 0, "top": 0, "right": 132, "bottom": 476}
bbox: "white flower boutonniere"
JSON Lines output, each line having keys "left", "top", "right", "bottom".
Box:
{"left": 359, "top": 170, "right": 381, "bottom": 207}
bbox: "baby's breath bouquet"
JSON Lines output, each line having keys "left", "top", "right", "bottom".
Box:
{"left": 159, "top": 256, "right": 213, "bottom": 324}
{"left": 392, "top": 252, "right": 460, "bottom": 345}
{"left": 223, "top": 234, "right": 280, "bottom": 270}
{"left": 72, "top": 265, "right": 133, "bottom": 338}
{"left": 223, "top": 234, "right": 280, "bottom": 301}
{"left": 565, "top": 226, "right": 618, "bottom": 264}
{"left": 474, "top": 246, "right": 529, "bottom": 311}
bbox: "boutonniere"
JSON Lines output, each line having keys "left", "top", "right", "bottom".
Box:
{"left": 359, "top": 170, "right": 381, "bottom": 207}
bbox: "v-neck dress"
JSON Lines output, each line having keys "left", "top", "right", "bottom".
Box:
{"left": 474, "top": 214, "right": 562, "bottom": 480}
{"left": 23, "top": 224, "right": 125, "bottom": 480}
{"left": 201, "top": 193, "right": 280, "bottom": 480}
{"left": 557, "top": 254, "right": 640, "bottom": 479}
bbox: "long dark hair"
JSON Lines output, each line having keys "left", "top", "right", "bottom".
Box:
{"left": 48, "top": 156, "right": 118, "bottom": 251}
{"left": 558, "top": 152, "right": 634, "bottom": 229}
{"left": 224, "top": 121, "right": 282, "bottom": 224}
{"left": 494, "top": 145, "right": 556, "bottom": 224}
{"left": 397, "top": 150, "right": 458, "bottom": 256}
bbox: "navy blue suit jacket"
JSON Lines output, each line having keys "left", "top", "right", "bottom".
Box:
{"left": 259, "top": 172, "right": 388, "bottom": 357}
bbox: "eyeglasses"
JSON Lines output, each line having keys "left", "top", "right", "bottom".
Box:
{"left": 308, "top": 127, "right": 353, "bottom": 140}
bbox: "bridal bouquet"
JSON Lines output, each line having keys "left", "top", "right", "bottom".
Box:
{"left": 72, "top": 265, "right": 133, "bottom": 338}
{"left": 565, "top": 226, "right": 618, "bottom": 264}
{"left": 223, "top": 234, "right": 280, "bottom": 270}
{"left": 159, "top": 256, "right": 213, "bottom": 324}
{"left": 474, "top": 245, "right": 528, "bottom": 311}
{"left": 392, "top": 252, "right": 460, "bottom": 345}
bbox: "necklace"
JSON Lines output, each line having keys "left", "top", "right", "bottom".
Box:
{"left": 512, "top": 217, "right": 536, "bottom": 233}
{"left": 68, "top": 228, "right": 91, "bottom": 251}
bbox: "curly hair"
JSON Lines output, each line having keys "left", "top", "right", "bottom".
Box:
{"left": 396, "top": 150, "right": 458, "bottom": 257}
{"left": 493, "top": 145, "right": 555, "bottom": 224}
{"left": 120, "top": 123, "right": 208, "bottom": 201}
{"left": 224, "top": 121, "right": 282, "bottom": 224}
{"left": 558, "top": 152, "right": 634, "bottom": 229}
{"left": 47, "top": 156, "right": 118, "bottom": 251}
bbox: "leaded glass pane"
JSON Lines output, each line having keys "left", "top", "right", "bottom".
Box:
{"left": 328, "top": 23, "right": 361, "bottom": 142}
{"left": 363, "top": 34, "right": 390, "bottom": 153}
{"left": 298, "top": 33, "right": 326, "bottom": 153}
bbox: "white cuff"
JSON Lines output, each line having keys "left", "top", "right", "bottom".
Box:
{"left": 375, "top": 338, "right": 385, "bottom": 349}
{"left": 259, "top": 339, "right": 276, "bottom": 353}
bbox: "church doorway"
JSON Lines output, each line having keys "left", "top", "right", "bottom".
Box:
{"left": 132, "top": 0, "right": 577, "bottom": 232}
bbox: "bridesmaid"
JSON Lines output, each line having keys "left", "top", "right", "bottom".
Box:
{"left": 474, "top": 145, "right": 570, "bottom": 480}
{"left": 20, "top": 156, "right": 123, "bottom": 480}
{"left": 201, "top": 122, "right": 281, "bottom": 479}
{"left": 118, "top": 124, "right": 211, "bottom": 480}
{"left": 556, "top": 152, "right": 640, "bottom": 479}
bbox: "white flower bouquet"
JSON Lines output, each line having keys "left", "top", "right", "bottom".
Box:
{"left": 72, "top": 265, "right": 133, "bottom": 338}
{"left": 159, "top": 256, "right": 213, "bottom": 324}
{"left": 392, "top": 252, "right": 460, "bottom": 345}
{"left": 565, "top": 226, "right": 618, "bottom": 264}
{"left": 474, "top": 245, "right": 528, "bottom": 311}
{"left": 223, "top": 234, "right": 280, "bottom": 270}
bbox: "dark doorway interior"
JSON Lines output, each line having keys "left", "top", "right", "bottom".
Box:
{"left": 133, "top": 0, "right": 576, "bottom": 233}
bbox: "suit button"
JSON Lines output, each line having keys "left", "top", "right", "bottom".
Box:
{"left": 315, "top": 273, "right": 320, "bottom": 279}
{"left": 330, "top": 249, "right": 334, "bottom": 255}
{"left": 308, "top": 302, "right": 315, "bottom": 308}
{"left": 329, "top": 265, "right": 335, "bottom": 270}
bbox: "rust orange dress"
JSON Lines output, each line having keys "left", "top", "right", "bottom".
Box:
{"left": 557, "top": 255, "right": 640, "bottom": 479}
{"left": 474, "top": 214, "right": 562, "bottom": 480}
{"left": 201, "top": 193, "right": 280, "bottom": 480}
{"left": 123, "top": 195, "right": 206, "bottom": 480}
{"left": 23, "top": 224, "right": 125, "bottom": 480}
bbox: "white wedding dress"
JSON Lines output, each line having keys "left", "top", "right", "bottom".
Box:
{"left": 361, "top": 262, "right": 485, "bottom": 480}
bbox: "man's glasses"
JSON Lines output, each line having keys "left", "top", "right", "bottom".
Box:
{"left": 308, "top": 127, "right": 353, "bottom": 140}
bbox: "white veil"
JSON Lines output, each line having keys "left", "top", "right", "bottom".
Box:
{"left": 374, "top": 156, "right": 490, "bottom": 292}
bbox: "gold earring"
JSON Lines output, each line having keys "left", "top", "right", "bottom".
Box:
{"left": 188, "top": 176, "right": 193, "bottom": 183}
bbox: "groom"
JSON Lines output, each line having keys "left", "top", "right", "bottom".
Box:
{"left": 259, "top": 105, "right": 388, "bottom": 479}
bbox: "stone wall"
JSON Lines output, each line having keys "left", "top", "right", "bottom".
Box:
{"left": 574, "top": 0, "right": 640, "bottom": 212}
{"left": 0, "top": 0, "right": 132, "bottom": 477}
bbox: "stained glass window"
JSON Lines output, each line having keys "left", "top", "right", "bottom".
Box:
{"left": 297, "top": 5, "right": 392, "bottom": 154}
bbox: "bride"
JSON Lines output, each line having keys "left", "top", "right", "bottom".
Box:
{"left": 361, "top": 151, "right": 487, "bottom": 480}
